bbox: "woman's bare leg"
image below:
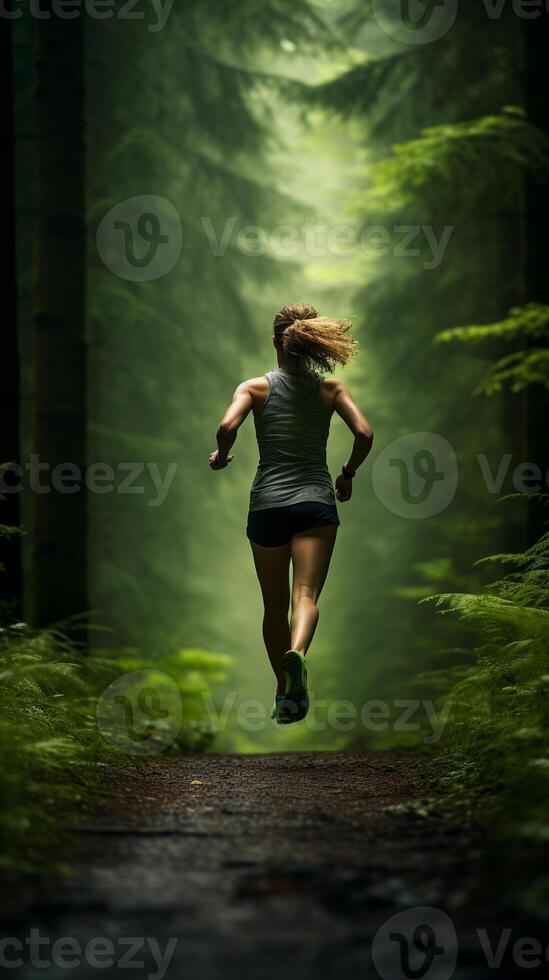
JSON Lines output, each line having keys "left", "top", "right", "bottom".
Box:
{"left": 290, "top": 525, "right": 337, "bottom": 655}
{"left": 250, "top": 540, "right": 291, "bottom": 694}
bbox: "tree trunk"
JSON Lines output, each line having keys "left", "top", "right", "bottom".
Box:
{"left": 0, "top": 11, "right": 22, "bottom": 621}
{"left": 29, "top": 9, "right": 88, "bottom": 630}
{"left": 523, "top": 14, "right": 549, "bottom": 544}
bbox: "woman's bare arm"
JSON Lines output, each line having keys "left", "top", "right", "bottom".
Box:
{"left": 331, "top": 383, "right": 374, "bottom": 501}
{"left": 209, "top": 378, "right": 266, "bottom": 470}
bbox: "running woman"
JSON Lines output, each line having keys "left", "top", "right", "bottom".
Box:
{"left": 209, "top": 303, "right": 373, "bottom": 724}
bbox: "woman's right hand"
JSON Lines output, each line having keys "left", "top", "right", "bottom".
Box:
{"left": 335, "top": 472, "right": 353, "bottom": 502}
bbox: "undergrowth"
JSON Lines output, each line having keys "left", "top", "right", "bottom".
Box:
{"left": 418, "top": 497, "right": 549, "bottom": 914}
{"left": 0, "top": 623, "right": 230, "bottom": 876}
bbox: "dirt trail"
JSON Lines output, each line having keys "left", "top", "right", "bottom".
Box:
{"left": 6, "top": 752, "right": 535, "bottom": 979}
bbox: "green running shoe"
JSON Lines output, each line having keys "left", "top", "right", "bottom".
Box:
{"left": 283, "top": 649, "right": 309, "bottom": 722}
{"left": 271, "top": 694, "right": 297, "bottom": 725}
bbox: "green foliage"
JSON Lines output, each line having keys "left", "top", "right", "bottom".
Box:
{"left": 316, "top": 0, "right": 521, "bottom": 143}
{"left": 84, "top": 0, "right": 329, "bottom": 661}
{"left": 13, "top": 0, "right": 545, "bottom": 774}
{"left": 311, "top": 11, "right": 549, "bottom": 918}
{"left": 304, "top": 0, "right": 524, "bottom": 729}
{"left": 436, "top": 304, "right": 549, "bottom": 394}
{"left": 368, "top": 108, "right": 549, "bottom": 214}
{"left": 0, "top": 525, "right": 22, "bottom": 539}
{"left": 421, "top": 519, "right": 549, "bottom": 752}
{"left": 0, "top": 625, "right": 231, "bottom": 874}
{"left": 418, "top": 504, "right": 549, "bottom": 909}
{"left": 437, "top": 302, "right": 549, "bottom": 346}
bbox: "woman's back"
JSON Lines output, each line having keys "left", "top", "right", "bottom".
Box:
{"left": 249, "top": 368, "right": 335, "bottom": 511}
{"left": 210, "top": 300, "right": 373, "bottom": 724}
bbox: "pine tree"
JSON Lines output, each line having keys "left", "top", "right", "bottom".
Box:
{"left": 29, "top": 10, "right": 88, "bottom": 629}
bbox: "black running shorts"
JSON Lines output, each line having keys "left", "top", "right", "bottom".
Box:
{"left": 246, "top": 500, "right": 339, "bottom": 548}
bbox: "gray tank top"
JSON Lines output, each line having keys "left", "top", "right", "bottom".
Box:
{"left": 249, "top": 368, "right": 336, "bottom": 512}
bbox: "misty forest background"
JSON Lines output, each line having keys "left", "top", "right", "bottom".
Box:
{"left": 1, "top": 0, "right": 549, "bottom": 908}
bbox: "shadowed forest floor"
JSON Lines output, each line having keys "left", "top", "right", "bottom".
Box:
{"left": 5, "top": 752, "right": 546, "bottom": 979}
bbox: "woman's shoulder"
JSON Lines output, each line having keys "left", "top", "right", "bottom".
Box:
{"left": 239, "top": 375, "right": 270, "bottom": 411}
{"left": 321, "top": 376, "right": 341, "bottom": 392}
{"left": 240, "top": 374, "right": 271, "bottom": 393}
{"left": 320, "top": 376, "right": 347, "bottom": 410}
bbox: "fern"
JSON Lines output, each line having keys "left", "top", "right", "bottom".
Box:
{"left": 420, "top": 498, "right": 549, "bottom": 888}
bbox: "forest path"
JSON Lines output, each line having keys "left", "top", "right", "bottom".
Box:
{"left": 15, "top": 753, "right": 508, "bottom": 980}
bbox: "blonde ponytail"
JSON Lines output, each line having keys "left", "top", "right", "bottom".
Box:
{"left": 273, "top": 303, "right": 357, "bottom": 373}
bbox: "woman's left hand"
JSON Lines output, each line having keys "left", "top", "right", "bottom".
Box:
{"left": 335, "top": 472, "right": 352, "bottom": 501}
{"left": 209, "top": 451, "right": 234, "bottom": 470}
